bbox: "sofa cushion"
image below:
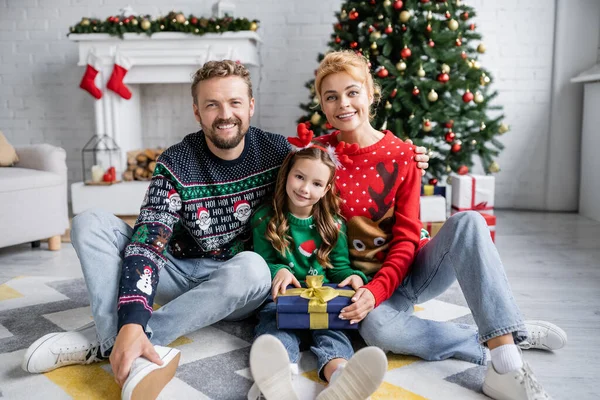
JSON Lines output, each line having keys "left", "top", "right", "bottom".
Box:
{"left": 0, "top": 131, "right": 19, "bottom": 167}
{"left": 0, "top": 167, "right": 64, "bottom": 193}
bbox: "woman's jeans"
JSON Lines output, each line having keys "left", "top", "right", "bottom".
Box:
{"left": 255, "top": 301, "right": 354, "bottom": 380}
{"left": 71, "top": 208, "right": 271, "bottom": 356}
{"left": 359, "top": 211, "right": 528, "bottom": 365}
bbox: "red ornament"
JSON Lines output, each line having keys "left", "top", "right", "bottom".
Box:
{"left": 445, "top": 131, "right": 455, "bottom": 143}
{"left": 445, "top": 11, "right": 451, "bottom": 19}
{"left": 461, "top": 12, "right": 469, "bottom": 20}
{"left": 401, "top": 24, "right": 407, "bottom": 32}
{"left": 457, "top": 165, "right": 469, "bottom": 175}
{"left": 463, "top": 90, "right": 474, "bottom": 103}
{"left": 470, "top": 23, "right": 476, "bottom": 30}
{"left": 455, "top": 38, "right": 462, "bottom": 46}
{"left": 335, "top": 36, "right": 341, "bottom": 44}
{"left": 335, "top": 23, "right": 342, "bottom": 30}
{"left": 349, "top": 10, "right": 359, "bottom": 20}
{"left": 426, "top": 24, "right": 432, "bottom": 33}
{"left": 114, "top": 17, "right": 120, "bottom": 23}
{"left": 191, "top": 17, "right": 198, "bottom": 24}
{"left": 108, "top": 16, "right": 115, "bottom": 22}
{"left": 124, "top": 18, "right": 130, "bottom": 24}
{"left": 385, "top": 25, "right": 393, "bottom": 34}
{"left": 412, "top": 86, "right": 420, "bottom": 96}
{"left": 421, "top": 0, "right": 430, "bottom": 2}
{"left": 370, "top": 0, "right": 376, "bottom": 4}
{"left": 390, "top": 88, "right": 398, "bottom": 98}
{"left": 350, "top": 41, "right": 358, "bottom": 48}
{"left": 377, "top": 67, "right": 389, "bottom": 78}
{"left": 429, "top": 178, "right": 438, "bottom": 185}
{"left": 400, "top": 46, "right": 412, "bottom": 59}
{"left": 451, "top": 143, "right": 462, "bottom": 153}
{"left": 445, "top": 120, "right": 454, "bottom": 129}
{"left": 461, "top": 51, "right": 467, "bottom": 59}
{"left": 368, "top": 25, "right": 374, "bottom": 33}
{"left": 428, "top": 39, "right": 435, "bottom": 47}
{"left": 437, "top": 73, "right": 450, "bottom": 83}
{"left": 393, "top": 1, "right": 404, "bottom": 10}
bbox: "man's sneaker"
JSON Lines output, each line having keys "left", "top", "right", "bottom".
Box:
{"left": 519, "top": 320, "right": 567, "bottom": 351}
{"left": 121, "top": 345, "right": 181, "bottom": 400}
{"left": 22, "top": 322, "right": 102, "bottom": 373}
{"left": 483, "top": 361, "right": 552, "bottom": 400}
{"left": 316, "top": 346, "right": 388, "bottom": 400}
{"left": 250, "top": 334, "right": 298, "bottom": 400}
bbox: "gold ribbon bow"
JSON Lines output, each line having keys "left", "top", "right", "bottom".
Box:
{"left": 279, "top": 275, "right": 355, "bottom": 329}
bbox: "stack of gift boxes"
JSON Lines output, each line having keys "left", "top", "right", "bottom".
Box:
{"left": 420, "top": 174, "right": 496, "bottom": 242}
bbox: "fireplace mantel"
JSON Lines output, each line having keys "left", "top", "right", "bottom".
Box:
{"left": 69, "top": 31, "right": 261, "bottom": 215}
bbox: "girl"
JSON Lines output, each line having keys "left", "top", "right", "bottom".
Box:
{"left": 248, "top": 129, "right": 388, "bottom": 400}
{"left": 311, "top": 50, "right": 566, "bottom": 400}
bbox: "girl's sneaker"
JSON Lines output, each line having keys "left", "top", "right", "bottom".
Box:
{"left": 316, "top": 346, "right": 388, "bottom": 400}
{"left": 249, "top": 335, "right": 298, "bottom": 400}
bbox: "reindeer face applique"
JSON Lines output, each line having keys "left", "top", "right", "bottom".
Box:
{"left": 152, "top": 227, "right": 170, "bottom": 251}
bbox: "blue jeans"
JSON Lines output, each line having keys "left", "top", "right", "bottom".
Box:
{"left": 359, "top": 211, "right": 528, "bottom": 366}
{"left": 255, "top": 301, "right": 354, "bottom": 380}
{"left": 71, "top": 208, "right": 271, "bottom": 356}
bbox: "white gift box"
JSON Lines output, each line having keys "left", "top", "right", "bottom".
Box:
{"left": 451, "top": 174, "right": 495, "bottom": 215}
{"left": 420, "top": 195, "right": 447, "bottom": 222}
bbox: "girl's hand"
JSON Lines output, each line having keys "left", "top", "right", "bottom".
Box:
{"left": 339, "top": 287, "right": 375, "bottom": 325}
{"left": 405, "top": 139, "right": 429, "bottom": 175}
{"left": 272, "top": 269, "right": 301, "bottom": 300}
{"left": 338, "top": 274, "right": 364, "bottom": 290}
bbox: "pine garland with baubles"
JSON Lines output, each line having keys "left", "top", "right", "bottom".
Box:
{"left": 297, "top": 0, "right": 510, "bottom": 180}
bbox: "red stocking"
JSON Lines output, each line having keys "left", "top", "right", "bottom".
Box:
{"left": 79, "top": 51, "right": 102, "bottom": 100}
{"left": 107, "top": 52, "right": 132, "bottom": 100}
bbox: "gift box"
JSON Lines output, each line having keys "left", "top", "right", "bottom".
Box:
{"left": 421, "top": 184, "right": 446, "bottom": 197}
{"left": 276, "top": 275, "right": 357, "bottom": 330}
{"left": 483, "top": 213, "right": 496, "bottom": 242}
{"left": 422, "top": 221, "right": 445, "bottom": 238}
{"left": 420, "top": 195, "right": 447, "bottom": 223}
{"left": 451, "top": 174, "right": 495, "bottom": 215}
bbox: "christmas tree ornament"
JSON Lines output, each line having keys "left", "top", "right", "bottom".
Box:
{"left": 383, "top": 0, "right": 392, "bottom": 7}
{"left": 470, "top": 23, "right": 476, "bottom": 30}
{"left": 370, "top": 31, "right": 382, "bottom": 40}
{"left": 461, "top": 11, "right": 469, "bottom": 20}
{"left": 428, "top": 39, "right": 435, "bottom": 47}
{"left": 141, "top": 19, "right": 151, "bottom": 30}
{"left": 335, "top": 36, "right": 341, "bottom": 44}
{"left": 417, "top": 66, "right": 426, "bottom": 77}
{"left": 371, "top": 42, "right": 378, "bottom": 50}
{"left": 396, "top": 61, "right": 407, "bottom": 71}
{"left": 499, "top": 123, "right": 510, "bottom": 134}
{"left": 160, "top": 24, "right": 165, "bottom": 30}
{"left": 437, "top": 73, "right": 450, "bottom": 83}
{"left": 421, "top": 0, "right": 430, "bottom": 3}
{"left": 427, "top": 11, "right": 433, "bottom": 20}
{"left": 349, "top": 9, "right": 359, "bottom": 20}
{"left": 457, "top": 165, "right": 469, "bottom": 175}
{"left": 400, "top": 10, "right": 411, "bottom": 23}
{"left": 393, "top": 1, "right": 404, "bottom": 10}
{"left": 79, "top": 50, "right": 103, "bottom": 100}
{"left": 480, "top": 121, "right": 486, "bottom": 130}
{"left": 448, "top": 19, "right": 459, "bottom": 31}
{"left": 474, "top": 91, "right": 484, "bottom": 103}
{"left": 471, "top": 60, "right": 481, "bottom": 69}
{"left": 409, "top": 113, "right": 415, "bottom": 119}
{"left": 455, "top": 37, "right": 462, "bottom": 46}
{"left": 340, "top": 9, "right": 348, "bottom": 20}
{"left": 429, "top": 178, "right": 438, "bottom": 185}
{"left": 412, "top": 86, "right": 420, "bottom": 95}
{"left": 461, "top": 51, "right": 467, "bottom": 59}
{"left": 445, "top": 11, "right": 451, "bottom": 19}
{"left": 377, "top": 67, "right": 389, "bottom": 78}
{"left": 131, "top": 18, "right": 138, "bottom": 26}
{"left": 390, "top": 88, "right": 398, "bottom": 98}
{"left": 471, "top": 139, "right": 477, "bottom": 146}
{"left": 350, "top": 41, "right": 358, "bottom": 48}
{"left": 423, "top": 119, "right": 432, "bottom": 132}
{"left": 445, "top": 120, "right": 454, "bottom": 128}
{"left": 477, "top": 43, "right": 486, "bottom": 53}
{"left": 176, "top": 13, "right": 186, "bottom": 23}
{"left": 400, "top": 46, "right": 412, "bottom": 59}
{"left": 445, "top": 131, "right": 455, "bottom": 142}
{"left": 378, "top": 14, "right": 384, "bottom": 20}
{"left": 107, "top": 52, "right": 132, "bottom": 100}
{"left": 385, "top": 101, "right": 393, "bottom": 110}
{"left": 385, "top": 24, "right": 393, "bottom": 34}
{"left": 427, "top": 89, "right": 438, "bottom": 102}
{"left": 451, "top": 142, "right": 462, "bottom": 153}
{"left": 368, "top": 25, "right": 374, "bottom": 33}
{"left": 441, "top": 64, "right": 450, "bottom": 73}
{"left": 462, "top": 90, "right": 473, "bottom": 103}
{"left": 401, "top": 24, "right": 407, "bottom": 32}
{"left": 426, "top": 23, "right": 432, "bottom": 33}
{"left": 489, "top": 161, "right": 500, "bottom": 173}
{"left": 313, "top": 96, "right": 319, "bottom": 104}
{"left": 480, "top": 74, "right": 491, "bottom": 85}
{"left": 446, "top": 165, "right": 452, "bottom": 173}
{"left": 310, "top": 112, "right": 321, "bottom": 125}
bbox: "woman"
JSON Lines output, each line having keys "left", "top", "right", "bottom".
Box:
{"left": 313, "top": 50, "right": 565, "bottom": 400}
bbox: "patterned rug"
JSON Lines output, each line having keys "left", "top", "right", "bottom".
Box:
{"left": 0, "top": 276, "right": 488, "bottom": 399}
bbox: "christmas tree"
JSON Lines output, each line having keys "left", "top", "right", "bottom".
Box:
{"left": 298, "top": 0, "right": 510, "bottom": 182}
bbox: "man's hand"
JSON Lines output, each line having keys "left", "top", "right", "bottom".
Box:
{"left": 405, "top": 139, "right": 429, "bottom": 175}
{"left": 271, "top": 269, "right": 301, "bottom": 300}
{"left": 110, "top": 324, "right": 163, "bottom": 387}
{"left": 338, "top": 274, "right": 364, "bottom": 290}
{"left": 339, "top": 287, "right": 376, "bottom": 325}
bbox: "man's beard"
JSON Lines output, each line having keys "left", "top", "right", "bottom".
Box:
{"left": 202, "top": 117, "right": 248, "bottom": 150}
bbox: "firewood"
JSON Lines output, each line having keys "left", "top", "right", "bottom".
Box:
{"left": 144, "top": 149, "right": 156, "bottom": 160}
{"left": 136, "top": 154, "right": 149, "bottom": 164}
{"left": 148, "top": 161, "right": 156, "bottom": 173}
{"left": 122, "top": 171, "right": 134, "bottom": 181}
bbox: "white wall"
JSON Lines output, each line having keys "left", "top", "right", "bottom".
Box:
{"left": 0, "top": 0, "right": 570, "bottom": 210}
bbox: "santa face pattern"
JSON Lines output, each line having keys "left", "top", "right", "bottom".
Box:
{"left": 167, "top": 191, "right": 182, "bottom": 212}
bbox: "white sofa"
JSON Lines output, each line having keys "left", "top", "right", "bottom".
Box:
{"left": 0, "top": 144, "right": 69, "bottom": 250}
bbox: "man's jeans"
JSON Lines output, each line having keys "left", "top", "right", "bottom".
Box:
{"left": 71, "top": 208, "right": 271, "bottom": 356}
{"left": 359, "top": 211, "right": 528, "bottom": 365}
{"left": 255, "top": 302, "right": 354, "bottom": 380}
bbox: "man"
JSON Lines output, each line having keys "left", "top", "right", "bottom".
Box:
{"left": 22, "top": 60, "right": 430, "bottom": 399}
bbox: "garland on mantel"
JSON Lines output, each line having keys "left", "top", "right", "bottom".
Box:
{"left": 68, "top": 11, "right": 258, "bottom": 38}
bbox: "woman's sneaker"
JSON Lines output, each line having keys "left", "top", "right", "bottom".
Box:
{"left": 22, "top": 322, "right": 103, "bottom": 373}
{"left": 483, "top": 361, "right": 552, "bottom": 400}
{"left": 249, "top": 334, "right": 298, "bottom": 400}
{"left": 121, "top": 345, "right": 181, "bottom": 400}
{"left": 519, "top": 321, "right": 567, "bottom": 351}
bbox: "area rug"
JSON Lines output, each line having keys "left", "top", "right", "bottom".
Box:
{"left": 0, "top": 276, "right": 487, "bottom": 399}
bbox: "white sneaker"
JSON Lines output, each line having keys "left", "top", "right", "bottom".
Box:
{"left": 121, "top": 345, "right": 181, "bottom": 400}
{"left": 22, "top": 322, "right": 102, "bottom": 373}
{"left": 519, "top": 321, "right": 567, "bottom": 351}
{"left": 483, "top": 361, "right": 552, "bottom": 400}
{"left": 316, "top": 346, "right": 388, "bottom": 400}
{"left": 249, "top": 334, "right": 298, "bottom": 400}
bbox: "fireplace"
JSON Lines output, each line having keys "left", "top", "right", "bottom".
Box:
{"left": 69, "top": 31, "right": 261, "bottom": 215}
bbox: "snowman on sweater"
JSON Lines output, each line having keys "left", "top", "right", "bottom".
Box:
{"left": 136, "top": 266, "right": 154, "bottom": 295}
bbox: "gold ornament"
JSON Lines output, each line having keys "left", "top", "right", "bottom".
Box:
{"left": 427, "top": 11, "right": 433, "bottom": 20}
{"left": 396, "top": 61, "right": 407, "bottom": 71}
{"left": 371, "top": 42, "right": 378, "bottom": 50}
{"left": 340, "top": 10, "right": 348, "bottom": 20}
{"left": 441, "top": 64, "right": 450, "bottom": 74}
{"left": 250, "top": 22, "right": 258, "bottom": 31}
{"left": 427, "top": 89, "right": 438, "bottom": 102}
{"left": 374, "top": 87, "right": 381, "bottom": 96}
{"left": 313, "top": 96, "right": 319, "bottom": 104}
{"left": 195, "top": 28, "right": 199, "bottom": 33}
{"left": 472, "top": 60, "right": 481, "bottom": 69}
{"left": 477, "top": 43, "right": 486, "bottom": 53}
{"left": 417, "top": 66, "right": 425, "bottom": 77}
{"left": 474, "top": 91, "right": 484, "bottom": 103}
{"left": 499, "top": 123, "right": 510, "bottom": 134}
{"left": 310, "top": 112, "right": 321, "bottom": 125}
{"left": 378, "top": 14, "right": 384, "bottom": 20}
{"left": 480, "top": 122, "right": 486, "bottom": 130}
{"left": 409, "top": 113, "right": 415, "bottom": 119}
{"left": 446, "top": 165, "right": 452, "bottom": 173}
{"left": 141, "top": 19, "right": 151, "bottom": 30}
{"left": 423, "top": 119, "right": 432, "bottom": 132}
{"left": 131, "top": 18, "right": 138, "bottom": 26}
{"left": 184, "top": 20, "right": 189, "bottom": 26}
{"left": 160, "top": 24, "right": 165, "bottom": 30}
{"left": 383, "top": 0, "right": 392, "bottom": 6}
{"left": 119, "top": 21, "right": 123, "bottom": 26}
{"left": 400, "top": 11, "right": 411, "bottom": 23}
{"left": 81, "top": 18, "right": 90, "bottom": 26}
{"left": 489, "top": 161, "right": 500, "bottom": 173}
{"left": 385, "top": 101, "right": 392, "bottom": 110}
{"left": 448, "top": 19, "right": 459, "bottom": 31}
{"left": 480, "top": 74, "right": 490, "bottom": 86}
{"left": 176, "top": 13, "right": 186, "bottom": 23}
{"left": 471, "top": 139, "right": 477, "bottom": 146}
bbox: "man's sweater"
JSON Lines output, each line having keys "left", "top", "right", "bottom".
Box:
{"left": 117, "top": 127, "right": 290, "bottom": 330}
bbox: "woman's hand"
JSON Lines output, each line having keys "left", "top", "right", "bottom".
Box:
{"left": 271, "top": 268, "right": 301, "bottom": 300}
{"left": 405, "top": 139, "right": 429, "bottom": 175}
{"left": 339, "top": 287, "right": 376, "bottom": 325}
{"left": 338, "top": 274, "right": 364, "bottom": 290}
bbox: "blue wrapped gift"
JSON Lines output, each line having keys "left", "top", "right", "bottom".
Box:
{"left": 276, "top": 275, "right": 357, "bottom": 330}
{"left": 421, "top": 184, "right": 446, "bottom": 197}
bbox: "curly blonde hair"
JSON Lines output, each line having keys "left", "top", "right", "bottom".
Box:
{"left": 190, "top": 60, "right": 253, "bottom": 105}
